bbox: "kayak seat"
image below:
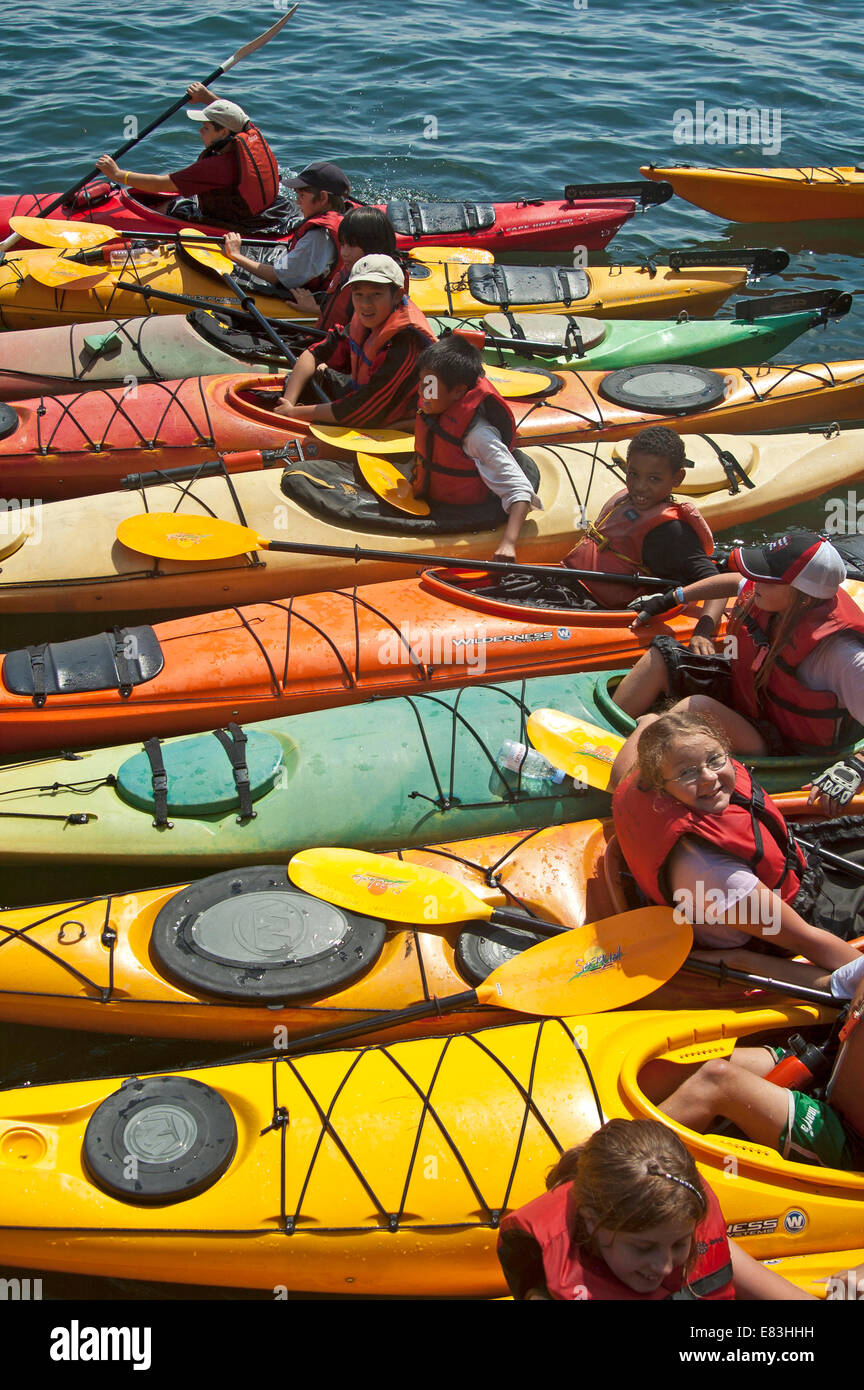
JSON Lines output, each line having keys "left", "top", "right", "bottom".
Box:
{"left": 280, "top": 452, "right": 541, "bottom": 536}
{"left": 188, "top": 308, "right": 324, "bottom": 365}
{"left": 599, "top": 834, "right": 642, "bottom": 914}
{"left": 386, "top": 201, "right": 496, "bottom": 238}
{"left": 3, "top": 625, "right": 163, "bottom": 707}
{"left": 150, "top": 865, "right": 388, "bottom": 1003}
{"left": 482, "top": 311, "right": 606, "bottom": 353}
{"left": 115, "top": 726, "right": 286, "bottom": 820}
{"left": 467, "top": 264, "right": 590, "bottom": 308}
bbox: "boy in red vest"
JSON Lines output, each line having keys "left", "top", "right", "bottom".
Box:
{"left": 223, "top": 161, "right": 349, "bottom": 293}
{"left": 411, "top": 335, "right": 541, "bottom": 560}
{"left": 96, "top": 86, "right": 280, "bottom": 232}
{"left": 561, "top": 425, "right": 719, "bottom": 634}
{"left": 275, "top": 253, "right": 435, "bottom": 426}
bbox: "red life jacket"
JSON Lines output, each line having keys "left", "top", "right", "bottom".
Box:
{"left": 498, "top": 1179, "right": 734, "bottom": 1301}
{"left": 611, "top": 758, "right": 806, "bottom": 908}
{"left": 318, "top": 267, "right": 352, "bottom": 332}
{"left": 729, "top": 582, "right": 864, "bottom": 754}
{"left": 412, "top": 376, "right": 518, "bottom": 505}
{"left": 283, "top": 210, "right": 344, "bottom": 292}
{"left": 196, "top": 125, "right": 280, "bottom": 225}
{"left": 562, "top": 490, "right": 714, "bottom": 608}
{"left": 348, "top": 297, "right": 435, "bottom": 389}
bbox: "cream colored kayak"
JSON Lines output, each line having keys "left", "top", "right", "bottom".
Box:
{"left": 0, "top": 425, "right": 860, "bottom": 614}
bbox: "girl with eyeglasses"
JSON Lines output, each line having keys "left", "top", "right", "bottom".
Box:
{"left": 610, "top": 710, "right": 861, "bottom": 971}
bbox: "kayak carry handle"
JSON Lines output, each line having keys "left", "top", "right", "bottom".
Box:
{"left": 669, "top": 246, "right": 789, "bottom": 276}
{"left": 564, "top": 180, "right": 674, "bottom": 208}
{"left": 732, "top": 289, "right": 853, "bottom": 322}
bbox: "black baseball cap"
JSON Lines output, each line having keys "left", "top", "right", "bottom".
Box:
{"left": 285, "top": 161, "right": 351, "bottom": 196}
{"left": 730, "top": 531, "right": 846, "bottom": 599}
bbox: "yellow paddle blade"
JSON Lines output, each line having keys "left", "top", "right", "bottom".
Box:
{"left": 478, "top": 907, "right": 692, "bottom": 1015}
{"left": 22, "top": 251, "right": 110, "bottom": 288}
{"left": 0, "top": 525, "right": 32, "bottom": 562}
{"left": 527, "top": 709, "right": 625, "bottom": 792}
{"left": 309, "top": 423, "right": 415, "bottom": 455}
{"left": 117, "top": 512, "right": 262, "bottom": 562}
{"left": 409, "top": 245, "right": 495, "bottom": 265}
{"left": 180, "top": 227, "right": 235, "bottom": 276}
{"left": 8, "top": 216, "right": 118, "bottom": 250}
{"left": 357, "top": 452, "right": 429, "bottom": 516}
{"left": 484, "top": 363, "right": 558, "bottom": 399}
{"left": 288, "top": 848, "right": 493, "bottom": 926}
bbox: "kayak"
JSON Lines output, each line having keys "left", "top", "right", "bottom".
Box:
{"left": 642, "top": 163, "right": 864, "bottom": 223}
{"left": 0, "top": 1002, "right": 858, "bottom": 1293}
{"left": 3, "top": 563, "right": 863, "bottom": 755}
{"left": 0, "top": 182, "right": 649, "bottom": 254}
{"left": 1, "top": 360, "right": 861, "bottom": 500}
{"left": 1, "top": 425, "right": 858, "bottom": 615}
{"left": 0, "top": 667, "right": 856, "bottom": 882}
{"left": 0, "top": 292, "right": 849, "bottom": 401}
{"left": 0, "top": 243, "right": 785, "bottom": 330}
{"left": 0, "top": 798, "right": 855, "bottom": 1041}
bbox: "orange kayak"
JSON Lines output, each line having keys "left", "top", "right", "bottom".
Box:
{"left": 0, "top": 568, "right": 704, "bottom": 754}
{"left": 0, "top": 801, "right": 846, "bottom": 1043}
{"left": 1, "top": 362, "right": 863, "bottom": 500}
{"left": 642, "top": 163, "right": 864, "bottom": 223}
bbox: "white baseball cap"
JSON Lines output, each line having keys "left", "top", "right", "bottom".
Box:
{"left": 187, "top": 100, "right": 249, "bottom": 134}
{"left": 731, "top": 532, "right": 846, "bottom": 600}
{"left": 347, "top": 254, "right": 404, "bottom": 288}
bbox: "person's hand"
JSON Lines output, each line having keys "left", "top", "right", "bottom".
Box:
{"left": 95, "top": 155, "right": 121, "bottom": 180}
{"left": 287, "top": 287, "right": 320, "bottom": 316}
{"left": 492, "top": 540, "right": 517, "bottom": 562}
{"left": 222, "top": 232, "right": 243, "bottom": 262}
{"left": 807, "top": 755, "right": 864, "bottom": 817}
{"left": 626, "top": 587, "right": 683, "bottom": 628}
{"left": 274, "top": 399, "right": 315, "bottom": 419}
{"left": 186, "top": 82, "right": 210, "bottom": 103}
{"left": 819, "top": 1262, "right": 864, "bottom": 1300}
{"left": 688, "top": 633, "right": 716, "bottom": 656}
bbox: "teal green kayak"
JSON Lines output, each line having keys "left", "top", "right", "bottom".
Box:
{"left": 0, "top": 670, "right": 854, "bottom": 901}
{"left": 431, "top": 290, "right": 851, "bottom": 371}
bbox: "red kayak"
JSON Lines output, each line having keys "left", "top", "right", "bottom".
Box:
{"left": 0, "top": 179, "right": 672, "bottom": 254}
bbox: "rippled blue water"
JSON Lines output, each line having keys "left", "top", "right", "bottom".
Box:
{"left": 0, "top": 0, "right": 863, "bottom": 1300}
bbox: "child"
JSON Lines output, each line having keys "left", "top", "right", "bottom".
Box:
{"left": 412, "top": 334, "right": 540, "bottom": 561}
{"left": 610, "top": 710, "right": 861, "bottom": 969}
{"left": 562, "top": 425, "right": 719, "bottom": 636}
{"left": 274, "top": 253, "right": 435, "bottom": 426}
{"left": 616, "top": 532, "right": 864, "bottom": 815}
{"left": 289, "top": 205, "right": 402, "bottom": 328}
{"left": 650, "top": 956, "right": 864, "bottom": 1175}
{"left": 497, "top": 1117, "right": 813, "bottom": 1299}
{"left": 223, "top": 160, "right": 350, "bottom": 293}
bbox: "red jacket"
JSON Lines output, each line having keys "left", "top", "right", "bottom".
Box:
{"left": 413, "top": 376, "right": 517, "bottom": 505}
{"left": 348, "top": 297, "right": 435, "bottom": 387}
{"left": 611, "top": 758, "right": 806, "bottom": 907}
{"left": 194, "top": 125, "right": 280, "bottom": 225}
{"left": 498, "top": 1179, "right": 734, "bottom": 1300}
{"left": 563, "top": 489, "right": 714, "bottom": 608}
{"left": 729, "top": 582, "right": 864, "bottom": 753}
{"left": 284, "top": 210, "right": 344, "bottom": 292}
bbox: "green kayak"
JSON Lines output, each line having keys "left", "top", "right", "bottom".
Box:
{"left": 431, "top": 289, "right": 851, "bottom": 371}
{"left": 0, "top": 670, "right": 854, "bottom": 902}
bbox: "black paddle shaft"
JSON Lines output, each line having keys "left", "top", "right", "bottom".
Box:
{"left": 264, "top": 537, "right": 674, "bottom": 590}
{"left": 683, "top": 956, "right": 837, "bottom": 1008}
{"left": 217, "top": 268, "right": 330, "bottom": 405}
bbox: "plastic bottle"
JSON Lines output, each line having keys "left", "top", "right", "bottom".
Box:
{"left": 495, "top": 740, "right": 567, "bottom": 794}
{"left": 765, "top": 1034, "right": 831, "bottom": 1089}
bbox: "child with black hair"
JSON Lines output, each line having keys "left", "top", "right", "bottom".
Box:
{"left": 561, "top": 425, "right": 719, "bottom": 641}
{"left": 412, "top": 334, "right": 540, "bottom": 561}
{"left": 290, "top": 205, "right": 402, "bottom": 329}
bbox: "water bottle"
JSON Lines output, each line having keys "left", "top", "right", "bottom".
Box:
{"left": 495, "top": 740, "right": 566, "bottom": 794}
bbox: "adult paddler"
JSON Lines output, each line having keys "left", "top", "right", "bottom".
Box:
{"left": 95, "top": 83, "right": 281, "bottom": 232}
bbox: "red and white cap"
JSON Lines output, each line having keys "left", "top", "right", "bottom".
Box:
{"left": 730, "top": 532, "right": 846, "bottom": 599}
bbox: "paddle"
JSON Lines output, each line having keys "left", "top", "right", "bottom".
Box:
{"left": 8, "top": 216, "right": 122, "bottom": 252}
{"left": 528, "top": 709, "right": 864, "bottom": 881}
{"left": 22, "top": 253, "right": 111, "bottom": 289}
{"left": 310, "top": 423, "right": 416, "bottom": 455}
{"left": 178, "top": 229, "right": 330, "bottom": 403}
{"left": 0, "top": 8, "right": 298, "bottom": 255}
{"left": 682, "top": 957, "right": 837, "bottom": 1008}
{"left": 357, "top": 453, "right": 429, "bottom": 516}
{"left": 114, "top": 512, "right": 672, "bottom": 589}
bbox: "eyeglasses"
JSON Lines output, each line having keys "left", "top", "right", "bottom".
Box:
{"left": 663, "top": 751, "right": 729, "bottom": 788}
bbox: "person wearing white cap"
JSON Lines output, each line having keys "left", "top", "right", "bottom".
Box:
{"left": 609, "top": 531, "right": 864, "bottom": 816}
{"left": 274, "top": 253, "right": 435, "bottom": 426}
{"left": 95, "top": 82, "right": 280, "bottom": 231}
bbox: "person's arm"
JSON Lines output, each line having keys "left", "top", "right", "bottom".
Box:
{"left": 641, "top": 521, "right": 721, "bottom": 654}
{"left": 464, "top": 421, "right": 542, "bottom": 561}
{"left": 281, "top": 331, "right": 422, "bottom": 428}
{"left": 94, "top": 156, "right": 178, "bottom": 194}
{"left": 186, "top": 81, "right": 217, "bottom": 104}
{"left": 222, "top": 231, "right": 278, "bottom": 283}
{"left": 279, "top": 348, "right": 322, "bottom": 407}
{"left": 729, "top": 1241, "right": 817, "bottom": 1300}
{"left": 801, "top": 637, "right": 864, "bottom": 815}
{"left": 628, "top": 571, "right": 740, "bottom": 628}
{"left": 269, "top": 230, "right": 334, "bottom": 291}
{"left": 496, "top": 1226, "right": 553, "bottom": 1300}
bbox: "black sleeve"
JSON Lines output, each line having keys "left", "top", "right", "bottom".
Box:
{"left": 641, "top": 519, "right": 719, "bottom": 585}
{"left": 496, "top": 1226, "right": 551, "bottom": 1300}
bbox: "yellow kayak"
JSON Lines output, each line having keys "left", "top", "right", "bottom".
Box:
{"left": 0, "top": 1004, "right": 858, "bottom": 1294}
{"left": 642, "top": 163, "right": 864, "bottom": 223}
